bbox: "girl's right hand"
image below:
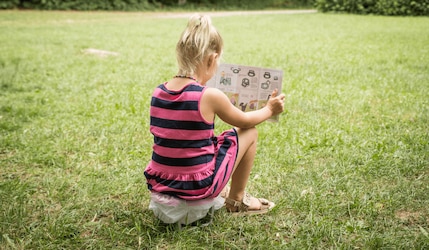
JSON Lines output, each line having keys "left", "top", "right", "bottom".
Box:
{"left": 204, "top": 87, "right": 285, "bottom": 129}
{"left": 267, "top": 89, "right": 286, "bottom": 116}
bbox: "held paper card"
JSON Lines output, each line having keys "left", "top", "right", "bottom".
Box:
{"left": 206, "top": 63, "right": 283, "bottom": 121}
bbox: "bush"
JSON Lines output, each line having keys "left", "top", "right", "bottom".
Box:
{"left": 315, "top": 0, "right": 429, "bottom": 16}
{"left": 1, "top": 0, "right": 153, "bottom": 11}
{"left": 0, "top": 0, "right": 19, "bottom": 9}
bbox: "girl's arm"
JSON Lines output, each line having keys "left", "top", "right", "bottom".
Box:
{"left": 202, "top": 87, "right": 285, "bottom": 129}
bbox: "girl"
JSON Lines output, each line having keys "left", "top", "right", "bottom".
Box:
{"left": 144, "top": 14, "right": 285, "bottom": 215}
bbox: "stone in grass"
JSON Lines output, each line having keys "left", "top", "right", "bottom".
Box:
{"left": 82, "top": 48, "right": 119, "bottom": 58}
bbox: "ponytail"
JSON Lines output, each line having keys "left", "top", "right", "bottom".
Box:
{"left": 176, "top": 14, "right": 223, "bottom": 76}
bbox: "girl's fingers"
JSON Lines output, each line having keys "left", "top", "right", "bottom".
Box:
{"left": 271, "top": 89, "right": 278, "bottom": 98}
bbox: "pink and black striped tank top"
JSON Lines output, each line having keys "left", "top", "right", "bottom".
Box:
{"left": 145, "top": 82, "right": 218, "bottom": 197}
{"left": 149, "top": 82, "right": 215, "bottom": 160}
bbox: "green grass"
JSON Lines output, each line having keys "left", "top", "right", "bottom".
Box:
{"left": 1, "top": 10, "right": 428, "bottom": 249}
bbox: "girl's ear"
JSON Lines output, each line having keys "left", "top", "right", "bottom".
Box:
{"left": 207, "top": 53, "right": 218, "bottom": 69}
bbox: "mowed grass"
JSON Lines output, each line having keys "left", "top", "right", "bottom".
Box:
{"left": 1, "top": 10, "right": 428, "bottom": 249}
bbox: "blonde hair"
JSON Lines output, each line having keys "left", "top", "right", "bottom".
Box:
{"left": 176, "top": 14, "right": 223, "bottom": 76}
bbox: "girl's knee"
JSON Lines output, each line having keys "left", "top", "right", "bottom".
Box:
{"left": 236, "top": 127, "right": 258, "bottom": 141}
{"left": 249, "top": 127, "right": 258, "bottom": 139}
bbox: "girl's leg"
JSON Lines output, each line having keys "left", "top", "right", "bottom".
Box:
{"left": 228, "top": 127, "right": 265, "bottom": 210}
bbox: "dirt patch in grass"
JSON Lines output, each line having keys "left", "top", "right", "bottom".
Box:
{"left": 395, "top": 210, "right": 428, "bottom": 224}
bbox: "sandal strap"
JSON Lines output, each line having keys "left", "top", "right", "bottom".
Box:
{"left": 225, "top": 192, "right": 252, "bottom": 212}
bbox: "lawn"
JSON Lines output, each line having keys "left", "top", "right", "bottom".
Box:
{"left": 0, "top": 10, "right": 428, "bottom": 249}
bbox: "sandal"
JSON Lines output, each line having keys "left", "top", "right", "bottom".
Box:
{"left": 225, "top": 192, "right": 275, "bottom": 215}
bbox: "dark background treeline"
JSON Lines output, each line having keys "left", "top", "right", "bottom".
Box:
{"left": 0, "top": 0, "right": 314, "bottom": 11}
{"left": 1, "top": 0, "right": 428, "bottom": 16}
{"left": 316, "top": 0, "right": 429, "bottom": 16}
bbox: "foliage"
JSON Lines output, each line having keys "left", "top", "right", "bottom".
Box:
{"left": 0, "top": 0, "right": 314, "bottom": 10}
{"left": 315, "top": 0, "right": 429, "bottom": 16}
{"left": 1, "top": 0, "right": 153, "bottom": 11}
{"left": 0, "top": 0, "right": 19, "bottom": 9}
{"left": 1, "top": 11, "right": 428, "bottom": 249}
